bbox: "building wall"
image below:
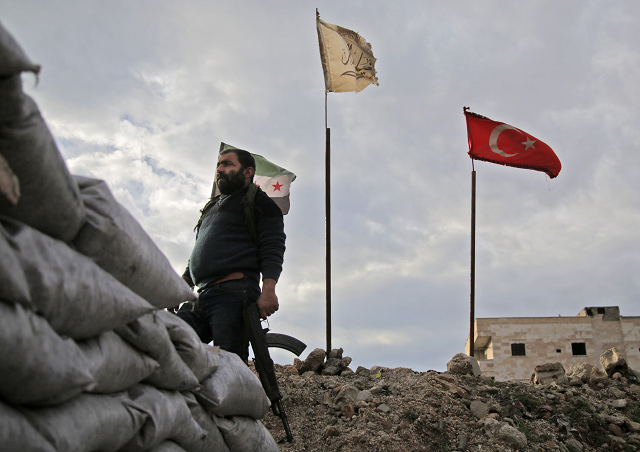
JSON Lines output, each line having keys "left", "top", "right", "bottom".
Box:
{"left": 466, "top": 309, "right": 640, "bottom": 382}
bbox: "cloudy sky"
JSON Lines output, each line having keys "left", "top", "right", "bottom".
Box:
{"left": 4, "top": 1, "right": 640, "bottom": 372}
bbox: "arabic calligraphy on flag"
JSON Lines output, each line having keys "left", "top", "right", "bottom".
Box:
{"left": 217, "top": 143, "right": 296, "bottom": 214}
{"left": 316, "top": 11, "right": 378, "bottom": 93}
{"left": 464, "top": 109, "right": 561, "bottom": 179}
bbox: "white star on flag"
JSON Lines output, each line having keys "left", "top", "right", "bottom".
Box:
{"left": 522, "top": 137, "right": 536, "bottom": 150}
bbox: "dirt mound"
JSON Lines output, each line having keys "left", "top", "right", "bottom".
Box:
{"left": 257, "top": 362, "right": 640, "bottom": 451}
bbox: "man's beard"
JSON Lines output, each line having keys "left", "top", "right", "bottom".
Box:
{"left": 217, "top": 169, "right": 246, "bottom": 195}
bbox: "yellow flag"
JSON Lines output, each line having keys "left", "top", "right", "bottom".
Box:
{"left": 316, "top": 11, "right": 379, "bottom": 93}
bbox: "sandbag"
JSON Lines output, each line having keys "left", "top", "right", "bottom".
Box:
{"left": 146, "top": 441, "right": 187, "bottom": 452}
{"left": 0, "top": 85, "right": 85, "bottom": 242}
{"left": 0, "top": 151, "right": 19, "bottom": 209}
{"left": 19, "top": 392, "right": 146, "bottom": 452}
{"left": 0, "top": 22, "right": 84, "bottom": 240}
{"left": 0, "top": 399, "right": 55, "bottom": 452}
{"left": 0, "top": 222, "right": 32, "bottom": 308}
{"left": 158, "top": 309, "right": 219, "bottom": 382}
{"left": 78, "top": 330, "right": 160, "bottom": 393}
{"left": 214, "top": 416, "right": 279, "bottom": 452}
{"left": 0, "top": 300, "right": 94, "bottom": 406}
{"left": 197, "top": 349, "right": 270, "bottom": 419}
{"left": 72, "top": 176, "right": 196, "bottom": 308}
{"left": 1, "top": 216, "right": 156, "bottom": 339}
{"left": 181, "top": 392, "right": 230, "bottom": 452}
{"left": 0, "top": 20, "right": 40, "bottom": 77}
{"left": 115, "top": 312, "right": 199, "bottom": 391}
{"left": 120, "top": 385, "right": 208, "bottom": 452}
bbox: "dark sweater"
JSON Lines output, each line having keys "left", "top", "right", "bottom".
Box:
{"left": 184, "top": 186, "right": 286, "bottom": 289}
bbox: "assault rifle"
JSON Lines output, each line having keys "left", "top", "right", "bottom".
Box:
{"left": 243, "top": 300, "right": 306, "bottom": 443}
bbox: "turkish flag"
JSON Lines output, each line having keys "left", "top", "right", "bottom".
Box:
{"left": 464, "top": 110, "right": 561, "bottom": 178}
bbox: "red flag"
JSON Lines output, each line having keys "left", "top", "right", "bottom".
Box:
{"left": 464, "top": 109, "right": 561, "bottom": 178}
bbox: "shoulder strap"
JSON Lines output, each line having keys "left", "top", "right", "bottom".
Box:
{"left": 193, "top": 185, "right": 261, "bottom": 245}
{"left": 243, "top": 183, "right": 260, "bottom": 246}
{"left": 194, "top": 195, "right": 220, "bottom": 238}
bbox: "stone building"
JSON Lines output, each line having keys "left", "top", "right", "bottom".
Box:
{"left": 465, "top": 306, "right": 640, "bottom": 382}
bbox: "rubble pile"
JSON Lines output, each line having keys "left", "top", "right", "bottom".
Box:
{"left": 0, "top": 21, "right": 277, "bottom": 452}
{"left": 261, "top": 348, "right": 640, "bottom": 451}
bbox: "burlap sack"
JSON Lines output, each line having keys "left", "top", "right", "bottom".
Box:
{"left": 0, "top": 22, "right": 83, "bottom": 240}
{"left": 0, "top": 222, "right": 32, "bottom": 308}
{"left": 214, "top": 416, "right": 280, "bottom": 452}
{"left": 0, "top": 152, "right": 19, "bottom": 210}
{"left": 1, "top": 216, "right": 155, "bottom": 340}
{"left": 120, "top": 385, "right": 208, "bottom": 452}
{"left": 78, "top": 330, "right": 159, "bottom": 394}
{"left": 18, "top": 392, "right": 146, "bottom": 452}
{"left": 0, "top": 400, "right": 55, "bottom": 452}
{"left": 0, "top": 85, "right": 85, "bottom": 242}
{"left": 72, "top": 176, "right": 196, "bottom": 308}
{"left": 157, "top": 310, "right": 219, "bottom": 382}
{"left": 197, "top": 350, "right": 270, "bottom": 419}
{"left": 181, "top": 392, "right": 230, "bottom": 452}
{"left": 0, "top": 301, "right": 94, "bottom": 406}
{"left": 115, "top": 312, "right": 199, "bottom": 392}
{"left": 0, "top": 20, "right": 40, "bottom": 77}
{"left": 145, "top": 441, "right": 187, "bottom": 452}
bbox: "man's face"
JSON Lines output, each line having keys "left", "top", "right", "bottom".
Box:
{"left": 216, "top": 152, "right": 249, "bottom": 195}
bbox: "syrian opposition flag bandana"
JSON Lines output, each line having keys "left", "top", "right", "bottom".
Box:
{"left": 215, "top": 143, "right": 296, "bottom": 214}
{"left": 464, "top": 109, "right": 561, "bottom": 179}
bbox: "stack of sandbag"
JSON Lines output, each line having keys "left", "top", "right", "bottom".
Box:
{"left": 0, "top": 20, "right": 280, "bottom": 452}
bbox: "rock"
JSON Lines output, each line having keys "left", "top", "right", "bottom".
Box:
{"left": 376, "top": 404, "right": 390, "bottom": 413}
{"left": 609, "top": 399, "right": 628, "bottom": 409}
{"left": 324, "top": 426, "right": 340, "bottom": 438}
{"left": 490, "top": 424, "right": 527, "bottom": 450}
{"left": 322, "top": 356, "right": 352, "bottom": 376}
{"left": 600, "top": 347, "right": 631, "bottom": 377}
{"left": 328, "top": 348, "right": 343, "bottom": 359}
{"left": 531, "top": 362, "right": 568, "bottom": 385}
{"left": 341, "top": 404, "right": 355, "bottom": 418}
{"left": 589, "top": 367, "right": 609, "bottom": 386}
{"left": 627, "top": 420, "right": 640, "bottom": 432}
{"left": 566, "top": 362, "right": 593, "bottom": 383}
{"left": 565, "top": 437, "right": 584, "bottom": 452}
{"left": 457, "top": 433, "right": 467, "bottom": 451}
{"left": 470, "top": 400, "right": 489, "bottom": 419}
{"left": 356, "top": 390, "right": 372, "bottom": 403}
{"left": 447, "top": 353, "right": 481, "bottom": 377}
{"left": 300, "top": 348, "right": 325, "bottom": 374}
{"left": 333, "top": 385, "right": 358, "bottom": 409}
{"left": 355, "top": 366, "right": 369, "bottom": 375}
{"left": 609, "top": 423, "right": 623, "bottom": 437}
{"left": 283, "top": 364, "right": 299, "bottom": 374}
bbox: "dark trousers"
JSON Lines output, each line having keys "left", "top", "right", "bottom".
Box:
{"left": 176, "top": 278, "right": 260, "bottom": 362}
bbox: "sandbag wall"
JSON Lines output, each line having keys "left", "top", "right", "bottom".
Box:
{"left": 0, "top": 21, "right": 279, "bottom": 452}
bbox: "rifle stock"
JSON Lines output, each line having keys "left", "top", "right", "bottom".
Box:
{"left": 243, "top": 300, "right": 294, "bottom": 443}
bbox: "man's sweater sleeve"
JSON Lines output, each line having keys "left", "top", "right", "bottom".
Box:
{"left": 256, "top": 194, "right": 286, "bottom": 282}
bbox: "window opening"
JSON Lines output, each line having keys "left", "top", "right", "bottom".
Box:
{"left": 511, "top": 343, "right": 526, "bottom": 356}
{"left": 571, "top": 343, "right": 587, "bottom": 356}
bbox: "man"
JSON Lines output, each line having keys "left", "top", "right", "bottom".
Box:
{"left": 176, "top": 149, "right": 286, "bottom": 362}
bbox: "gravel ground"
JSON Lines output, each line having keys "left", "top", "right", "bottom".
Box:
{"left": 253, "top": 361, "right": 640, "bottom": 452}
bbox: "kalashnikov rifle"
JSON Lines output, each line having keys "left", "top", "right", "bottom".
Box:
{"left": 243, "top": 299, "right": 306, "bottom": 443}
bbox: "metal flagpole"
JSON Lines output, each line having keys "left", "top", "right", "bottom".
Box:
{"left": 469, "top": 160, "right": 476, "bottom": 357}
{"left": 325, "top": 93, "right": 332, "bottom": 354}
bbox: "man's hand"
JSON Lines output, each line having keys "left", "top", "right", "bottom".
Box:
{"left": 257, "top": 278, "right": 279, "bottom": 319}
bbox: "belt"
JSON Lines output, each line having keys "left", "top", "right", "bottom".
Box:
{"left": 198, "top": 272, "right": 245, "bottom": 292}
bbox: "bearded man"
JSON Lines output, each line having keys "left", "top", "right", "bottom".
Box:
{"left": 175, "top": 148, "right": 286, "bottom": 361}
